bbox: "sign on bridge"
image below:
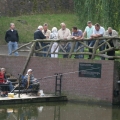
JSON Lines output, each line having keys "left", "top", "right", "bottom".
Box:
{"left": 79, "top": 63, "right": 102, "bottom": 78}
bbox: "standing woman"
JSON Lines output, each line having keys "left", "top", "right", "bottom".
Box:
{"left": 50, "top": 27, "right": 59, "bottom": 58}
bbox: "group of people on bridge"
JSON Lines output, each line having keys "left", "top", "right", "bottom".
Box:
{"left": 5, "top": 21, "right": 118, "bottom": 60}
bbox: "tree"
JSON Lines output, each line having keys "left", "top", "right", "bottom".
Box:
{"left": 74, "top": 0, "right": 120, "bottom": 32}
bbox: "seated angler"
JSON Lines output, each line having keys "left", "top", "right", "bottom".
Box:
{"left": 24, "top": 69, "right": 40, "bottom": 93}
{"left": 0, "top": 68, "right": 14, "bottom": 96}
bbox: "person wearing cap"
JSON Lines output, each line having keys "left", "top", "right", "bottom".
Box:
{"left": 24, "top": 69, "right": 40, "bottom": 93}
{"left": 34, "top": 25, "right": 46, "bottom": 56}
{"left": 50, "top": 27, "right": 59, "bottom": 58}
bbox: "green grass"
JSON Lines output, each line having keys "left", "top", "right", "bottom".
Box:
{"left": 0, "top": 14, "right": 80, "bottom": 44}
{"left": 59, "top": 48, "right": 120, "bottom": 60}
{"left": 0, "top": 13, "right": 119, "bottom": 60}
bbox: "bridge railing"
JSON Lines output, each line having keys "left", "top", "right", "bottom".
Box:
{"left": 12, "top": 37, "right": 120, "bottom": 60}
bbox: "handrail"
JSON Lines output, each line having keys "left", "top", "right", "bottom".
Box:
{"left": 11, "top": 37, "right": 120, "bottom": 74}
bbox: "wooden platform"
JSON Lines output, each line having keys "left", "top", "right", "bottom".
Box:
{"left": 0, "top": 94, "right": 68, "bottom": 105}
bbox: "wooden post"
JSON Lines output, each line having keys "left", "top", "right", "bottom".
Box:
{"left": 91, "top": 40, "right": 99, "bottom": 59}
{"left": 68, "top": 41, "right": 76, "bottom": 58}
{"left": 11, "top": 42, "right": 32, "bottom": 54}
{"left": 46, "top": 42, "right": 54, "bottom": 57}
{"left": 21, "top": 41, "right": 36, "bottom": 75}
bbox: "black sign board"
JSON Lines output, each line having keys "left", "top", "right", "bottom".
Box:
{"left": 79, "top": 63, "right": 102, "bottom": 78}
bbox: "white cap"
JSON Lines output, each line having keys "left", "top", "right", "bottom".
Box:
{"left": 27, "top": 69, "right": 32, "bottom": 74}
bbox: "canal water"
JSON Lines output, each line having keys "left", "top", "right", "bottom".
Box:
{"left": 0, "top": 102, "right": 120, "bottom": 120}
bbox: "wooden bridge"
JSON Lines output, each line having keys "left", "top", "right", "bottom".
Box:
{"left": 13, "top": 37, "right": 120, "bottom": 58}
{"left": 11, "top": 37, "right": 120, "bottom": 74}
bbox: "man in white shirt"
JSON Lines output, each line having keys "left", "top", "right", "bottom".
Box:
{"left": 104, "top": 27, "right": 118, "bottom": 60}
{"left": 58, "top": 23, "right": 71, "bottom": 58}
{"left": 82, "top": 21, "right": 94, "bottom": 59}
{"left": 90, "top": 23, "right": 105, "bottom": 60}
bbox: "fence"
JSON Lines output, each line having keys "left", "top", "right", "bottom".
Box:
{"left": 12, "top": 37, "right": 120, "bottom": 74}
{"left": 13, "top": 37, "right": 120, "bottom": 58}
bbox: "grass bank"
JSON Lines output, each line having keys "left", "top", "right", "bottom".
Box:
{"left": 0, "top": 14, "right": 80, "bottom": 44}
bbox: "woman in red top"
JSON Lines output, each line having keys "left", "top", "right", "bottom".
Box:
{"left": 0, "top": 68, "right": 14, "bottom": 97}
{"left": 0, "top": 71, "right": 6, "bottom": 83}
{"left": 0, "top": 68, "right": 7, "bottom": 97}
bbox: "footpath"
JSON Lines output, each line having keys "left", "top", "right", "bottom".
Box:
{"left": 0, "top": 44, "right": 28, "bottom": 56}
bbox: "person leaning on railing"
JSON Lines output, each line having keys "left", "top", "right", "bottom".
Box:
{"left": 71, "top": 26, "right": 84, "bottom": 59}
{"left": 104, "top": 27, "right": 118, "bottom": 60}
{"left": 81, "top": 21, "right": 94, "bottom": 59}
{"left": 58, "top": 22, "right": 71, "bottom": 58}
{"left": 90, "top": 23, "right": 105, "bottom": 60}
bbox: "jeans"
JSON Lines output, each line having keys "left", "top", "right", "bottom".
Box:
{"left": 42, "top": 43, "right": 50, "bottom": 57}
{"left": 106, "top": 40, "right": 115, "bottom": 60}
{"left": 7, "top": 81, "right": 14, "bottom": 92}
{"left": 74, "top": 42, "right": 84, "bottom": 58}
{"left": 61, "top": 42, "right": 71, "bottom": 58}
{"left": 8, "top": 41, "right": 19, "bottom": 56}
{"left": 89, "top": 40, "right": 105, "bottom": 60}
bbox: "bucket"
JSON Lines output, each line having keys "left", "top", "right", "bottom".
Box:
{"left": 8, "top": 93, "right": 14, "bottom": 98}
{"left": 7, "top": 109, "right": 13, "bottom": 113}
{"left": 38, "top": 90, "right": 44, "bottom": 96}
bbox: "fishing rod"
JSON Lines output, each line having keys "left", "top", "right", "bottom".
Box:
{"left": 37, "top": 70, "right": 80, "bottom": 80}
{"left": 10, "top": 70, "right": 81, "bottom": 93}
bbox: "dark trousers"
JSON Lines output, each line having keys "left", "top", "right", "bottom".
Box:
{"left": 42, "top": 43, "right": 50, "bottom": 57}
{"left": 107, "top": 41, "right": 115, "bottom": 60}
{"left": 88, "top": 41, "right": 93, "bottom": 59}
{"left": 35, "top": 42, "right": 41, "bottom": 56}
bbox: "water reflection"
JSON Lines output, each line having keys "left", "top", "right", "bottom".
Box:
{"left": 0, "top": 102, "right": 120, "bottom": 120}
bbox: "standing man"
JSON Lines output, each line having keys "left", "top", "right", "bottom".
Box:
{"left": 90, "top": 23, "right": 105, "bottom": 60}
{"left": 42, "top": 23, "right": 51, "bottom": 57}
{"left": 81, "top": 21, "right": 94, "bottom": 59}
{"left": 58, "top": 22, "right": 71, "bottom": 58}
{"left": 104, "top": 27, "right": 118, "bottom": 60}
{"left": 42, "top": 23, "right": 51, "bottom": 38}
{"left": 34, "top": 25, "right": 46, "bottom": 56}
{"left": 72, "top": 27, "right": 83, "bottom": 58}
{"left": 5, "top": 23, "right": 19, "bottom": 56}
